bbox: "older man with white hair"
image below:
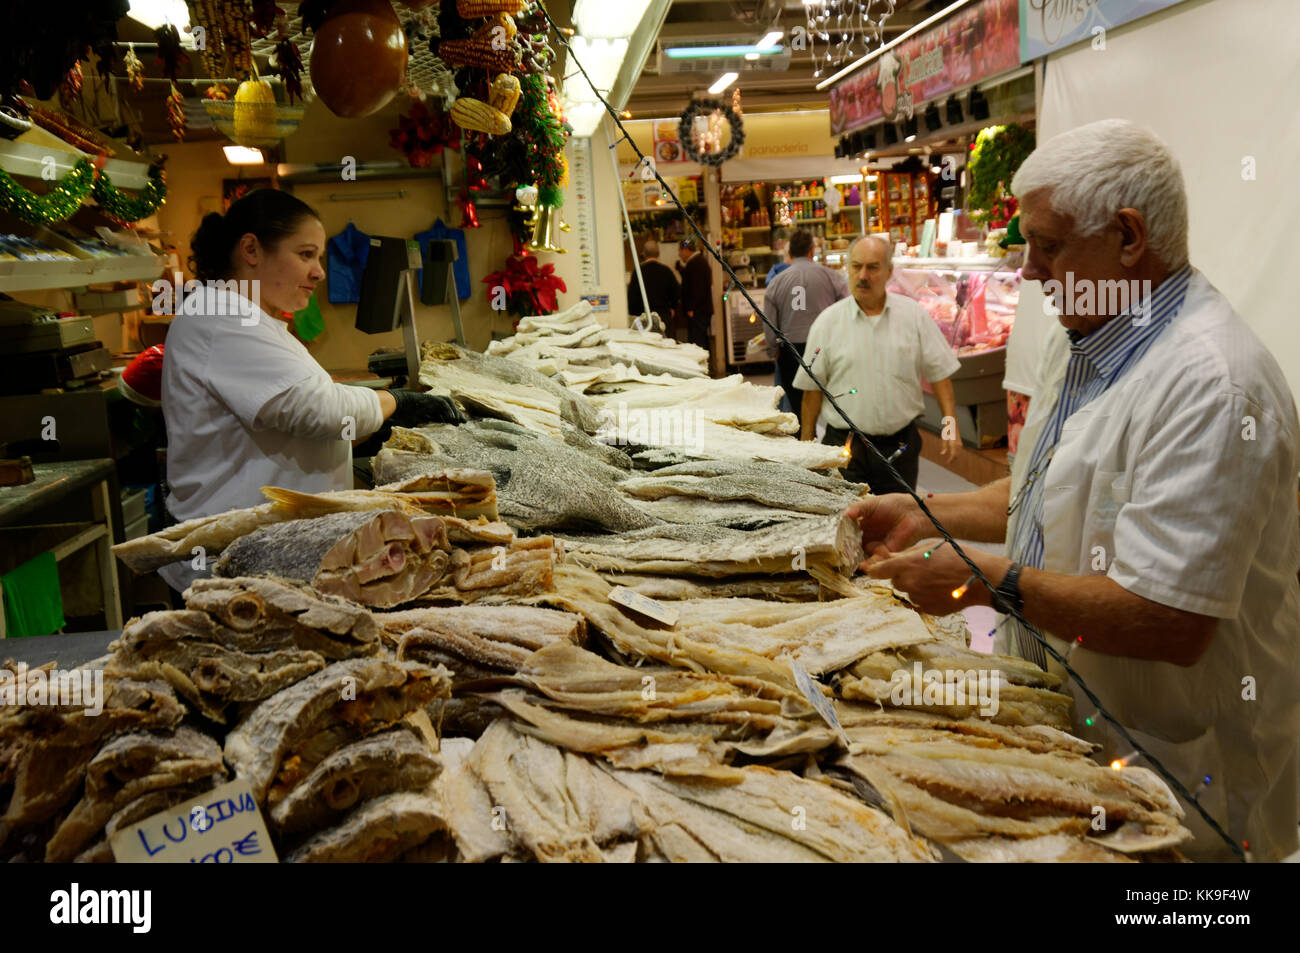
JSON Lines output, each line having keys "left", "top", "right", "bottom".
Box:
{"left": 794, "top": 232, "right": 963, "bottom": 491}
{"left": 854, "top": 119, "right": 1300, "bottom": 861}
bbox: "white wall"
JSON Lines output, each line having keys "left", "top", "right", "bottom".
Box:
{"left": 1039, "top": 0, "right": 1300, "bottom": 396}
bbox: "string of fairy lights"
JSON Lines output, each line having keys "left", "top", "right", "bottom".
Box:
{"left": 538, "top": 2, "right": 1245, "bottom": 861}
{"left": 805, "top": 0, "right": 898, "bottom": 80}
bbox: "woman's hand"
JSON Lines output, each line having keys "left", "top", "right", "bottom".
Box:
{"left": 385, "top": 390, "right": 468, "bottom": 426}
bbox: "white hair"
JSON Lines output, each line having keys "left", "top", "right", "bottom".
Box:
{"left": 850, "top": 233, "right": 893, "bottom": 265}
{"left": 1011, "top": 119, "right": 1188, "bottom": 269}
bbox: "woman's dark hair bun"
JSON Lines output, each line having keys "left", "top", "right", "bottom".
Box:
{"left": 188, "top": 189, "right": 319, "bottom": 282}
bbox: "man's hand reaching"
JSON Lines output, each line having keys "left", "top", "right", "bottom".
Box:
{"left": 846, "top": 493, "right": 932, "bottom": 569}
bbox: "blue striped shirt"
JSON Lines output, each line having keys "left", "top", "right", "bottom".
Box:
{"left": 1009, "top": 266, "right": 1193, "bottom": 666}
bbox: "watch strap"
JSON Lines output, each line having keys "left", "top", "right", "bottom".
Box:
{"left": 993, "top": 562, "right": 1024, "bottom": 616}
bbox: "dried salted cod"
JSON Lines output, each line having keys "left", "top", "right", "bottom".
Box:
{"left": 285, "top": 790, "right": 449, "bottom": 862}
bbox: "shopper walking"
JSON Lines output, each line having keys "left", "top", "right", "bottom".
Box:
{"left": 855, "top": 119, "right": 1300, "bottom": 862}
{"left": 627, "top": 237, "right": 679, "bottom": 330}
{"left": 794, "top": 233, "right": 963, "bottom": 490}
{"left": 763, "top": 228, "right": 848, "bottom": 427}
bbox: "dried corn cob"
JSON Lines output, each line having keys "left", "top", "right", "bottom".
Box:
{"left": 456, "top": 0, "right": 522, "bottom": 16}
{"left": 472, "top": 12, "right": 517, "bottom": 44}
{"left": 451, "top": 97, "right": 511, "bottom": 135}
{"left": 438, "top": 37, "right": 518, "bottom": 72}
{"left": 188, "top": 0, "right": 229, "bottom": 79}
{"left": 488, "top": 73, "right": 521, "bottom": 116}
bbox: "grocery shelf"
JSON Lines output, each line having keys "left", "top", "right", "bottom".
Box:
{"left": 0, "top": 254, "right": 166, "bottom": 293}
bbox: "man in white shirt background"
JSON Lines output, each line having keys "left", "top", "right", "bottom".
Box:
{"left": 854, "top": 119, "right": 1300, "bottom": 861}
{"left": 794, "top": 233, "right": 962, "bottom": 492}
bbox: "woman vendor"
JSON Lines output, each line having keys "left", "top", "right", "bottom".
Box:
{"left": 159, "top": 189, "right": 462, "bottom": 591}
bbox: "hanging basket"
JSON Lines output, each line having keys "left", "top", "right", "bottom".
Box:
{"left": 202, "top": 100, "right": 308, "bottom": 147}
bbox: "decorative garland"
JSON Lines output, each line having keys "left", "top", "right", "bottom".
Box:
{"left": 0, "top": 159, "right": 167, "bottom": 226}
{"left": 967, "top": 123, "right": 1035, "bottom": 227}
{"left": 678, "top": 98, "right": 745, "bottom": 167}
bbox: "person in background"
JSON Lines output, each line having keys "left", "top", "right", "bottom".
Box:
{"left": 854, "top": 119, "right": 1300, "bottom": 861}
{"left": 160, "top": 189, "right": 463, "bottom": 593}
{"left": 794, "top": 234, "right": 962, "bottom": 489}
{"left": 763, "top": 228, "right": 848, "bottom": 427}
{"left": 676, "top": 237, "right": 714, "bottom": 355}
{"left": 627, "top": 237, "right": 680, "bottom": 330}
{"left": 766, "top": 244, "right": 792, "bottom": 285}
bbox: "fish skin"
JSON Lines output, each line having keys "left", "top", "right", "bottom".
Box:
{"left": 285, "top": 790, "right": 448, "bottom": 863}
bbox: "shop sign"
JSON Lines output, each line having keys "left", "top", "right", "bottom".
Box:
{"left": 110, "top": 778, "right": 278, "bottom": 864}
{"left": 653, "top": 119, "right": 685, "bottom": 164}
{"left": 582, "top": 293, "right": 610, "bottom": 312}
{"left": 1019, "top": 0, "right": 1189, "bottom": 62}
{"left": 829, "top": 0, "right": 1020, "bottom": 135}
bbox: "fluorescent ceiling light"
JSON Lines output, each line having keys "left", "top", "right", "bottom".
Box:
{"left": 563, "top": 36, "right": 629, "bottom": 102}
{"left": 828, "top": 173, "right": 863, "bottom": 185}
{"left": 127, "top": 0, "right": 190, "bottom": 30}
{"left": 565, "top": 101, "right": 606, "bottom": 138}
{"left": 665, "top": 45, "right": 783, "bottom": 59}
{"left": 756, "top": 31, "right": 784, "bottom": 49}
{"left": 816, "top": 0, "right": 975, "bottom": 90}
{"left": 573, "top": 0, "right": 653, "bottom": 39}
{"left": 744, "top": 53, "right": 759, "bottom": 61}
{"left": 708, "top": 72, "right": 739, "bottom": 95}
{"left": 223, "top": 146, "right": 265, "bottom": 165}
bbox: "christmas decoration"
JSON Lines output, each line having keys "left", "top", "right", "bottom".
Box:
{"left": 0, "top": 159, "right": 165, "bottom": 227}
{"left": 482, "top": 250, "right": 566, "bottom": 319}
{"left": 388, "top": 100, "right": 461, "bottom": 168}
{"left": 166, "top": 83, "right": 187, "bottom": 141}
{"left": 678, "top": 97, "right": 745, "bottom": 167}
{"left": 456, "top": 188, "right": 481, "bottom": 229}
{"left": 311, "top": 0, "right": 409, "bottom": 118}
{"left": 967, "top": 123, "right": 1035, "bottom": 227}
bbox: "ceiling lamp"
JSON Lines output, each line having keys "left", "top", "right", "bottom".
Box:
{"left": 903, "top": 116, "right": 918, "bottom": 142}
{"left": 924, "top": 103, "right": 942, "bottom": 132}
{"left": 945, "top": 95, "right": 963, "bottom": 125}
{"left": 970, "top": 87, "right": 990, "bottom": 120}
{"left": 223, "top": 145, "right": 265, "bottom": 165}
{"left": 883, "top": 123, "right": 899, "bottom": 146}
{"left": 665, "top": 45, "right": 784, "bottom": 59}
{"left": 864, "top": 128, "right": 878, "bottom": 150}
{"left": 708, "top": 72, "right": 739, "bottom": 95}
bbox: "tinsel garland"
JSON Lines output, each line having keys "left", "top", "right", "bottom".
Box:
{"left": 516, "top": 73, "right": 567, "bottom": 206}
{"left": 0, "top": 160, "right": 166, "bottom": 226}
{"left": 0, "top": 159, "right": 95, "bottom": 226}
{"left": 92, "top": 165, "right": 168, "bottom": 222}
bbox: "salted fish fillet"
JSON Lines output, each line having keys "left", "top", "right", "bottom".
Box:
{"left": 558, "top": 513, "right": 863, "bottom": 578}
{"left": 44, "top": 727, "right": 225, "bottom": 863}
{"left": 379, "top": 604, "right": 585, "bottom": 672}
{"left": 950, "top": 834, "right": 1135, "bottom": 863}
{"left": 670, "top": 591, "right": 936, "bottom": 675}
{"left": 213, "top": 510, "right": 450, "bottom": 609}
{"left": 600, "top": 572, "right": 824, "bottom": 602}
{"left": 113, "top": 470, "right": 498, "bottom": 572}
{"left": 73, "top": 778, "right": 224, "bottom": 864}
{"left": 417, "top": 537, "right": 559, "bottom": 604}
{"left": 269, "top": 727, "right": 441, "bottom": 835}
{"left": 588, "top": 374, "right": 797, "bottom": 434}
{"left": 619, "top": 472, "right": 866, "bottom": 515}
{"left": 609, "top": 762, "right": 937, "bottom": 863}
{"left": 285, "top": 790, "right": 448, "bottom": 862}
{"left": 182, "top": 576, "right": 380, "bottom": 657}
{"left": 376, "top": 421, "right": 657, "bottom": 534}
{"left": 223, "top": 657, "right": 452, "bottom": 803}
{"left": 835, "top": 707, "right": 1096, "bottom": 756}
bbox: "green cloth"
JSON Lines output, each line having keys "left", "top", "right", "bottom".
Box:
{"left": 294, "top": 293, "right": 325, "bottom": 342}
{"left": 1000, "top": 214, "right": 1023, "bottom": 248}
{"left": 2, "top": 551, "right": 64, "bottom": 638}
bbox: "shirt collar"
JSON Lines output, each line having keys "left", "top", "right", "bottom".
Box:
{"left": 853, "top": 295, "right": 889, "bottom": 320}
{"left": 1065, "top": 264, "right": 1193, "bottom": 378}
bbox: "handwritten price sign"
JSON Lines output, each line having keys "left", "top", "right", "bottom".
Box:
{"left": 109, "top": 779, "right": 278, "bottom": 864}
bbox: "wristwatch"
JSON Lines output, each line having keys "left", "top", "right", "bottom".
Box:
{"left": 993, "top": 562, "right": 1025, "bottom": 616}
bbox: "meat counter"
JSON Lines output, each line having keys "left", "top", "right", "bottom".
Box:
{"left": 886, "top": 257, "right": 1023, "bottom": 446}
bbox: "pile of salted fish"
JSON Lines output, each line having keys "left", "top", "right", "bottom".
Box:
{"left": 53, "top": 468, "right": 1192, "bottom": 862}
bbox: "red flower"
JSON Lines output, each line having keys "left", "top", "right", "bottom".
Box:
{"left": 483, "top": 251, "right": 568, "bottom": 316}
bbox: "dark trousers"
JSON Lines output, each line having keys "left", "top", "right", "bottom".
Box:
{"left": 686, "top": 314, "right": 712, "bottom": 353}
{"left": 823, "top": 421, "right": 920, "bottom": 493}
{"left": 776, "top": 342, "right": 806, "bottom": 426}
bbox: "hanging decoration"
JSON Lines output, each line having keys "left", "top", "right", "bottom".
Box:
{"left": 678, "top": 97, "right": 745, "bottom": 167}
{"left": 967, "top": 123, "right": 1035, "bottom": 227}
{"left": 58, "top": 62, "right": 84, "bottom": 115}
{"left": 0, "top": 1, "right": 123, "bottom": 101}
{"left": 310, "top": 0, "right": 409, "bottom": 118}
{"left": 123, "top": 46, "right": 145, "bottom": 92}
{"left": 26, "top": 103, "right": 117, "bottom": 156}
{"left": 92, "top": 162, "right": 168, "bottom": 223}
{"left": 269, "top": 10, "right": 307, "bottom": 104}
{"left": 482, "top": 250, "right": 567, "bottom": 319}
{"left": 388, "top": 100, "right": 462, "bottom": 168}
{"left": 166, "top": 83, "right": 187, "bottom": 141}
{"left": 0, "top": 159, "right": 166, "bottom": 227}
{"left": 804, "top": 0, "right": 896, "bottom": 80}
{"left": 154, "top": 24, "right": 190, "bottom": 83}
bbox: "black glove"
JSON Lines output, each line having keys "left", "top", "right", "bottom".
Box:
{"left": 388, "top": 390, "right": 468, "bottom": 427}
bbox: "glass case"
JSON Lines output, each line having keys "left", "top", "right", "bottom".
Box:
{"left": 887, "top": 257, "right": 1022, "bottom": 357}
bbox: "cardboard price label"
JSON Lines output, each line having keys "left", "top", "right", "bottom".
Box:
{"left": 110, "top": 778, "right": 278, "bottom": 864}
{"left": 786, "top": 656, "right": 851, "bottom": 748}
{"left": 609, "top": 586, "right": 679, "bottom": 626}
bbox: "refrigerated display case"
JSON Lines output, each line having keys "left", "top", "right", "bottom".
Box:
{"left": 887, "top": 256, "right": 1023, "bottom": 445}
{"left": 724, "top": 285, "right": 766, "bottom": 367}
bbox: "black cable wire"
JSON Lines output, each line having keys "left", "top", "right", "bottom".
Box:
{"left": 537, "top": 4, "right": 1244, "bottom": 862}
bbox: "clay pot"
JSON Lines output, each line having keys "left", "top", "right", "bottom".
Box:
{"left": 310, "top": 0, "right": 409, "bottom": 118}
